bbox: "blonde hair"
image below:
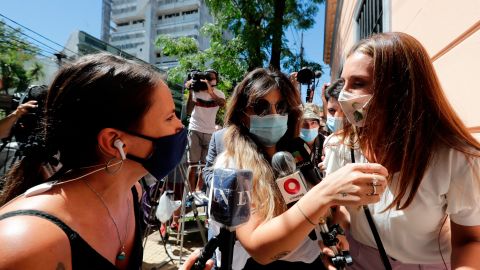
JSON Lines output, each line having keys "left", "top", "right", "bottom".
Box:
{"left": 221, "top": 126, "right": 286, "bottom": 220}
{"left": 220, "top": 68, "right": 301, "bottom": 220}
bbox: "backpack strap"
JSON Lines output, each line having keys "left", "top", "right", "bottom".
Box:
{"left": 350, "top": 148, "right": 392, "bottom": 270}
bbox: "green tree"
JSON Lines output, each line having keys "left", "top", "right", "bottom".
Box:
{"left": 156, "top": 25, "right": 246, "bottom": 94}
{"left": 0, "top": 21, "right": 43, "bottom": 94}
{"left": 156, "top": 29, "right": 245, "bottom": 125}
{"left": 206, "top": 0, "right": 324, "bottom": 72}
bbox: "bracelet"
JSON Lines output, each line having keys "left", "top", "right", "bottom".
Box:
{"left": 296, "top": 203, "right": 316, "bottom": 226}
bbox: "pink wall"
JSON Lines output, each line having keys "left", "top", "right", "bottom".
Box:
{"left": 327, "top": 0, "right": 480, "bottom": 127}
{"left": 392, "top": 0, "right": 480, "bottom": 127}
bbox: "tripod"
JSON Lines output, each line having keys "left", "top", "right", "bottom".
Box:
{"left": 142, "top": 161, "right": 208, "bottom": 267}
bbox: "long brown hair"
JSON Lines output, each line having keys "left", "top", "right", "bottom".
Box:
{"left": 348, "top": 32, "right": 480, "bottom": 210}
{"left": 0, "top": 53, "right": 161, "bottom": 205}
{"left": 222, "top": 68, "right": 302, "bottom": 219}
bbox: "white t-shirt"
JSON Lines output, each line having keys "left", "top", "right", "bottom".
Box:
{"left": 323, "top": 134, "right": 480, "bottom": 264}
{"left": 210, "top": 152, "right": 322, "bottom": 269}
{"left": 189, "top": 88, "right": 225, "bottom": 134}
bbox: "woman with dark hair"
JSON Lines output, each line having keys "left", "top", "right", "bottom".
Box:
{"left": 211, "top": 68, "right": 388, "bottom": 269}
{"left": 0, "top": 53, "right": 187, "bottom": 270}
{"left": 324, "top": 79, "right": 345, "bottom": 134}
{"left": 324, "top": 32, "right": 480, "bottom": 269}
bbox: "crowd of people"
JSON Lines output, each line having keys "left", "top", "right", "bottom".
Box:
{"left": 0, "top": 31, "right": 478, "bottom": 270}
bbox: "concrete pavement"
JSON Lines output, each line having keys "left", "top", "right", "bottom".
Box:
{"left": 142, "top": 222, "right": 206, "bottom": 270}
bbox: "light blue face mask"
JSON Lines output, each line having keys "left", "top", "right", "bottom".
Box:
{"left": 300, "top": 128, "right": 318, "bottom": 142}
{"left": 326, "top": 115, "right": 344, "bottom": 132}
{"left": 249, "top": 114, "right": 288, "bottom": 146}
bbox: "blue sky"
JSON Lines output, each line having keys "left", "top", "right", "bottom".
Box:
{"left": 1, "top": 0, "right": 330, "bottom": 105}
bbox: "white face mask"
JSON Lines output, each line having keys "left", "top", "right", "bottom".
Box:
{"left": 249, "top": 114, "right": 288, "bottom": 146}
{"left": 326, "top": 115, "right": 344, "bottom": 132}
{"left": 338, "top": 90, "right": 372, "bottom": 127}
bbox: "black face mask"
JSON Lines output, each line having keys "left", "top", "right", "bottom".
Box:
{"left": 126, "top": 128, "right": 187, "bottom": 181}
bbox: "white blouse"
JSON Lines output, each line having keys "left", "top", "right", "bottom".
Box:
{"left": 323, "top": 134, "right": 480, "bottom": 264}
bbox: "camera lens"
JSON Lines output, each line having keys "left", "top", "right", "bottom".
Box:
{"left": 297, "top": 68, "right": 315, "bottom": 84}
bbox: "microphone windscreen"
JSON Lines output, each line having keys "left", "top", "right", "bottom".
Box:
{"left": 210, "top": 168, "right": 252, "bottom": 229}
{"left": 271, "top": 151, "right": 297, "bottom": 177}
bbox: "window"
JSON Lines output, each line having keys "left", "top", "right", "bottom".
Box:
{"left": 165, "top": 12, "right": 180, "bottom": 19}
{"left": 117, "top": 41, "right": 144, "bottom": 50}
{"left": 182, "top": 9, "right": 198, "bottom": 16}
{"left": 356, "top": 0, "right": 383, "bottom": 40}
{"left": 111, "top": 32, "right": 145, "bottom": 42}
{"left": 112, "top": 6, "right": 136, "bottom": 15}
{"left": 117, "top": 22, "right": 130, "bottom": 27}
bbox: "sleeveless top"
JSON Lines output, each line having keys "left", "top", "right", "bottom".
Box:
{"left": 0, "top": 187, "right": 143, "bottom": 270}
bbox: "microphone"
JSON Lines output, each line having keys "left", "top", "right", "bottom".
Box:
{"left": 209, "top": 168, "right": 252, "bottom": 228}
{"left": 288, "top": 143, "right": 323, "bottom": 185}
{"left": 272, "top": 152, "right": 353, "bottom": 269}
{"left": 272, "top": 151, "right": 309, "bottom": 205}
{"left": 193, "top": 168, "right": 252, "bottom": 270}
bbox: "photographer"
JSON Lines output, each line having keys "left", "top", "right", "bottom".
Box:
{"left": 182, "top": 69, "right": 225, "bottom": 217}
{"left": 0, "top": 100, "right": 38, "bottom": 139}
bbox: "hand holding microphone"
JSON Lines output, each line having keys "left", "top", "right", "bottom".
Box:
{"left": 272, "top": 152, "right": 351, "bottom": 269}
{"left": 192, "top": 168, "right": 253, "bottom": 270}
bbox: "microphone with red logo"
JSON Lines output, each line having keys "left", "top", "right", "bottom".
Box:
{"left": 272, "top": 151, "right": 309, "bottom": 206}
{"left": 272, "top": 151, "right": 353, "bottom": 269}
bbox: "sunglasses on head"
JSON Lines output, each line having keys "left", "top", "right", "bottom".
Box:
{"left": 250, "top": 99, "right": 289, "bottom": 116}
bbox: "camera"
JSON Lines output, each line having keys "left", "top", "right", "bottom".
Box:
{"left": 296, "top": 67, "right": 315, "bottom": 85}
{"left": 11, "top": 85, "right": 48, "bottom": 144}
{"left": 187, "top": 70, "right": 215, "bottom": 92}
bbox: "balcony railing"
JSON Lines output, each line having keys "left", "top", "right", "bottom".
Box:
{"left": 157, "top": 0, "right": 200, "bottom": 10}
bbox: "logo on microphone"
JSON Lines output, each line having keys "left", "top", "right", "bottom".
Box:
{"left": 276, "top": 171, "right": 308, "bottom": 204}
{"left": 283, "top": 178, "right": 301, "bottom": 194}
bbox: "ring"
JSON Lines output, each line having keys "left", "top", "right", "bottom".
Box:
{"left": 372, "top": 176, "right": 378, "bottom": 186}
{"left": 367, "top": 184, "right": 377, "bottom": 196}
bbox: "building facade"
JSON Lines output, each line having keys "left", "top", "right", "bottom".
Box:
{"left": 323, "top": 0, "right": 480, "bottom": 131}
{"left": 102, "top": 0, "right": 213, "bottom": 69}
{"left": 62, "top": 31, "right": 185, "bottom": 114}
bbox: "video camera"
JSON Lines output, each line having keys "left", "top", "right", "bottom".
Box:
{"left": 296, "top": 67, "right": 315, "bottom": 85}
{"left": 0, "top": 85, "right": 48, "bottom": 173}
{"left": 187, "top": 70, "right": 217, "bottom": 92}
{"left": 11, "top": 85, "right": 48, "bottom": 144}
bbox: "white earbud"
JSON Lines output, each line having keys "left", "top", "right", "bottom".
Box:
{"left": 114, "top": 139, "right": 126, "bottom": 160}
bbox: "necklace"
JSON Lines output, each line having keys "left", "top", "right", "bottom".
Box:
{"left": 83, "top": 180, "right": 130, "bottom": 261}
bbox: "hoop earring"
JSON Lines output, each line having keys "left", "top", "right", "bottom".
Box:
{"left": 105, "top": 157, "right": 123, "bottom": 174}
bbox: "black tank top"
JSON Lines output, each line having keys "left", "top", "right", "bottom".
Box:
{"left": 0, "top": 187, "right": 143, "bottom": 270}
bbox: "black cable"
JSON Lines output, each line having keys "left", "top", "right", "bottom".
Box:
{"left": 0, "top": 21, "right": 61, "bottom": 56}
{"left": 438, "top": 214, "right": 449, "bottom": 270}
{"left": 0, "top": 33, "right": 57, "bottom": 56}
{"left": 363, "top": 206, "right": 392, "bottom": 270}
{"left": 0, "top": 13, "right": 79, "bottom": 56}
{"left": 1, "top": 39, "right": 55, "bottom": 58}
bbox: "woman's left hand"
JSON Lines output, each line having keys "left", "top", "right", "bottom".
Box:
{"left": 201, "top": 79, "right": 214, "bottom": 96}
{"left": 180, "top": 249, "right": 214, "bottom": 270}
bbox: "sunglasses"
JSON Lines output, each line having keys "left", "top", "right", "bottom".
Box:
{"left": 250, "top": 99, "right": 289, "bottom": 116}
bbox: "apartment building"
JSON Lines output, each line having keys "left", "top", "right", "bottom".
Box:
{"left": 102, "top": 0, "right": 213, "bottom": 69}
{"left": 324, "top": 0, "right": 480, "bottom": 130}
